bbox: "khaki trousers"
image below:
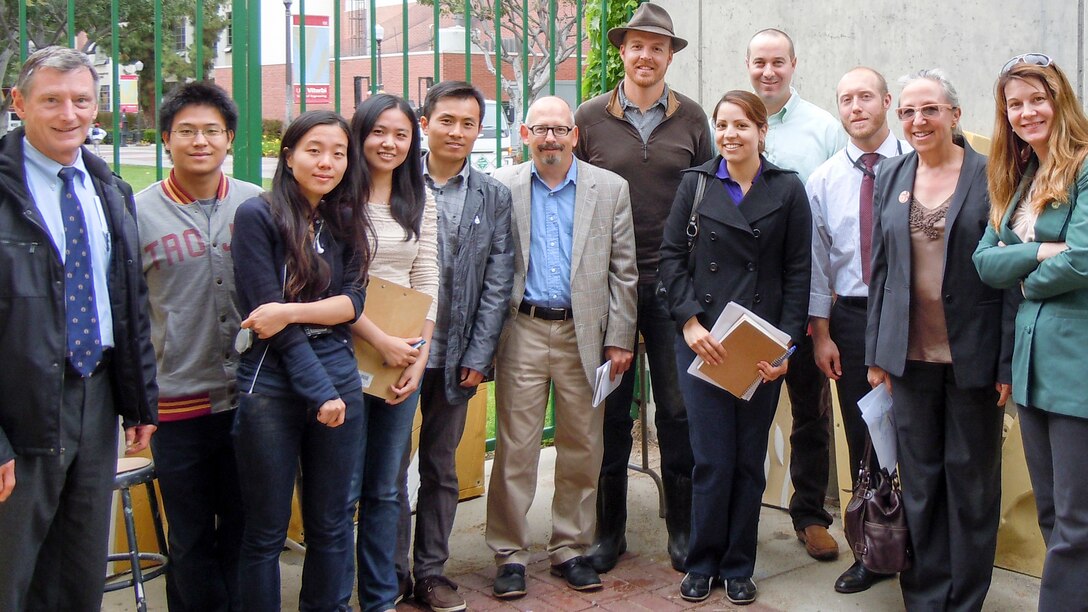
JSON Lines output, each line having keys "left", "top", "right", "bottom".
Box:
{"left": 486, "top": 314, "right": 603, "bottom": 566}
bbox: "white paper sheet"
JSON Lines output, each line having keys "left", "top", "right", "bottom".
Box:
{"left": 858, "top": 383, "right": 897, "bottom": 470}
{"left": 592, "top": 360, "right": 622, "bottom": 407}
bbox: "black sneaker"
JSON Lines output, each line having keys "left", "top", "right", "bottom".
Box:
{"left": 679, "top": 572, "right": 714, "bottom": 602}
{"left": 493, "top": 563, "right": 527, "bottom": 599}
{"left": 725, "top": 577, "right": 757, "bottom": 605}
{"left": 393, "top": 574, "right": 413, "bottom": 605}
{"left": 549, "top": 556, "right": 602, "bottom": 591}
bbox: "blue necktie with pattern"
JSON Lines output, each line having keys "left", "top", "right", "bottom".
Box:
{"left": 58, "top": 166, "right": 103, "bottom": 376}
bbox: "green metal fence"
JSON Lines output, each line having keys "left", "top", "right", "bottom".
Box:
{"left": 6, "top": 0, "right": 645, "bottom": 449}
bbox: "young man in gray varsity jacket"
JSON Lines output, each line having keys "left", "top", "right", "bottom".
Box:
{"left": 394, "top": 81, "right": 514, "bottom": 612}
{"left": 136, "top": 82, "right": 262, "bottom": 612}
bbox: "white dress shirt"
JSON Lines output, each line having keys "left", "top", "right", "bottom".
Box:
{"left": 807, "top": 132, "right": 910, "bottom": 318}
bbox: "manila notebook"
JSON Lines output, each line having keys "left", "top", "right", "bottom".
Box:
{"left": 354, "top": 276, "right": 433, "bottom": 401}
{"left": 696, "top": 314, "right": 788, "bottom": 400}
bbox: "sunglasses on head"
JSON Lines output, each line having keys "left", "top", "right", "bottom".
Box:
{"left": 1001, "top": 53, "right": 1053, "bottom": 75}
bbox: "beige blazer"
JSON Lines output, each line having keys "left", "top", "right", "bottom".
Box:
{"left": 493, "top": 158, "right": 638, "bottom": 386}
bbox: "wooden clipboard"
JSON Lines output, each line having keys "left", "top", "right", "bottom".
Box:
{"left": 696, "top": 315, "right": 788, "bottom": 399}
{"left": 354, "top": 276, "right": 433, "bottom": 401}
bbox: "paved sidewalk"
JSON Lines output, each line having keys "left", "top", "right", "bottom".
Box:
{"left": 103, "top": 444, "right": 1041, "bottom": 611}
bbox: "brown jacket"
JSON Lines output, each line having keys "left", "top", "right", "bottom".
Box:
{"left": 575, "top": 84, "right": 713, "bottom": 284}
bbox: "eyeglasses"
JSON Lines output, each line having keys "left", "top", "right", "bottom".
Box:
{"left": 895, "top": 104, "right": 956, "bottom": 121}
{"left": 1001, "top": 53, "right": 1053, "bottom": 75}
{"left": 527, "top": 125, "right": 572, "bottom": 137}
{"left": 172, "top": 127, "right": 227, "bottom": 139}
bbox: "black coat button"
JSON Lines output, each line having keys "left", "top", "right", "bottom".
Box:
{"left": 752, "top": 228, "right": 761, "bottom": 238}
{"left": 709, "top": 231, "right": 717, "bottom": 241}
{"left": 709, "top": 262, "right": 719, "bottom": 272}
{"left": 703, "top": 294, "right": 713, "bottom": 303}
{"left": 944, "top": 294, "right": 953, "bottom": 303}
{"left": 747, "top": 262, "right": 756, "bottom": 272}
{"left": 754, "top": 293, "right": 762, "bottom": 303}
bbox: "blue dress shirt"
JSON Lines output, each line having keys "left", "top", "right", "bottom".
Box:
{"left": 523, "top": 161, "right": 578, "bottom": 308}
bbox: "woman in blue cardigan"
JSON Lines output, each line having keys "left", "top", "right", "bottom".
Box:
{"left": 231, "top": 110, "right": 369, "bottom": 611}
{"left": 973, "top": 55, "right": 1088, "bottom": 611}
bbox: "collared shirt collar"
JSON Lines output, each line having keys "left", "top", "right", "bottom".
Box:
{"left": 771, "top": 87, "right": 801, "bottom": 122}
{"left": 617, "top": 80, "right": 670, "bottom": 112}
{"left": 160, "top": 168, "right": 229, "bottom": 205}
{"left": 715, "top": 158, "right": 763, "bottom": 183}
{"left": 845, "top": 131, "right": 905, "bottom": 162}
{"left": 422, "top": 151, "right": 471, "bottom": 188}
{"left": 531, "top": 158, "right": 578, "bottom": 191}
{"left": 23, "top": 138, "right": 89, "bottom": 183}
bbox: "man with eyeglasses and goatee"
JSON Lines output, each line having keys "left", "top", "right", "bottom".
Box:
{"left": 135, "top": 81, "right": 262, "bottom": 612}
{"left": 486, "top": 96, "right": 637, "bottom": 600}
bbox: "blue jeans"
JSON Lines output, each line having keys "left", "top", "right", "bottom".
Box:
{"left": 233, "top": 391, "right": 363, "bottom": 612}
{"left": 348, "top": 389, "right": 420, "bottom": 612}
{"left": 151, "top": 411, "right": 244, "bottom": 612}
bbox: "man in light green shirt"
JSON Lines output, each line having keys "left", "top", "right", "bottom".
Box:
{"left": 747, "top": 29, "right": 846, "bottom": 183}
{"left": 746, "top": 27, "right": 847, "bottom": 566}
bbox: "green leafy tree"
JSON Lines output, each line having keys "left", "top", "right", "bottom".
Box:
{"left": 0, "top": 0, "right": 228, "bottom": 134}
{"left": 581, "top": 0, "right": 638, "bottom": 100}
{"left": 420, "top": 0, "right": 581, "bottom": 128}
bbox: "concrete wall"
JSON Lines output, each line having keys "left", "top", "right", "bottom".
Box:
{"left": 657, "top": 0, "right": 1086, "bottom": 138}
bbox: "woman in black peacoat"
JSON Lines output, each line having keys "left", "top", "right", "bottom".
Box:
{"left": 658, "top": 90, "right": 810, "bottom": 605}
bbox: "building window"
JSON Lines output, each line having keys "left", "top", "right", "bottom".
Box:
{"left": 174, "top": 22, "right": 187, "bottom": 53}
{"left": 99, "top": 84, "right": 110, "bottom": 107}
{"left": 347, "top": 0, "right": 367, "bottom": 56}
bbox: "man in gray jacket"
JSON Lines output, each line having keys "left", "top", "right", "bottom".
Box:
{"left": 136, "top": 81, "right": 262, "bottom": 611}
{"left": 396, "top": 81, "right": 514, "bottom": 612}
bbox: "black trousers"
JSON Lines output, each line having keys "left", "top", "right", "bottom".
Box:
{"left": 395, "top": 368, "right": 470, "bottom": 581}
{"left": 784, "top": 332, "right": 833, "bottom": 530}
{"left": 600, "top": 283, "right": 692, "bottom": 481}
{"left": 828, "top": 299, "right": 879, "bottom": 483}
{"left": 677, "top": 338, "right": 778, "bottom": 580}
{"left": 1018, "top": 404, "right": 1088, "bottom": 612}
{"left": 0, "top": 365, "right": 118, "bottom": 612}
{"left": 890, "top": 361, "right": 1002, "bottom": 612}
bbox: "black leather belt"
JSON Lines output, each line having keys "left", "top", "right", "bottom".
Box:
{"left": 519, "top": 301, "right": 573, "bottom": 321}
{"left": 836, "top": 296, "right": 868, "bottom": 309}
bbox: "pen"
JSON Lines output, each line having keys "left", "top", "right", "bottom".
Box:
{"left": 411, "top": 339, "right": 427, "bottom": 349}
{"left": 771, "top": 345, "right": 796, "bottom": 367}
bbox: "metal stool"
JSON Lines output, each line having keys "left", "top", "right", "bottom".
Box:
{"left": 628, "top": 340, "right": 665, "bottom": 518}
{"left": 104, "top": 456, "right": 169, "bottom": 612}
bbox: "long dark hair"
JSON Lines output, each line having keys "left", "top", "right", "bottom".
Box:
{"left": 267, "top": 110, "right": 368, "bottom": 300}
{"left": 350, "top": 93, "right": 426, "bottom": 241}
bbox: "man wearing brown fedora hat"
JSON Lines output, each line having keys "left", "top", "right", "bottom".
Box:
{"left": 574, "top": 1, "right": 712, "bottom": 576}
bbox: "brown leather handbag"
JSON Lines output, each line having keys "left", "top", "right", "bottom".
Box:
{"left": 843, "top": 442, "right": 912, "bottom": 574}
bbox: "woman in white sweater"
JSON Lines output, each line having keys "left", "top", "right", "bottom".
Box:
{"left": 346, "top": 94, "right": 439, "bottom": 612}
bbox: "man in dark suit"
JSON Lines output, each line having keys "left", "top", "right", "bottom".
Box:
{"left": 396, "top": 81, "right": 514, "bottom": 612}
{"left": 0, "top": 46, "right": 158, "bottom": 611}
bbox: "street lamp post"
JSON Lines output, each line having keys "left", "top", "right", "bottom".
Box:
{"left": 284, "top": 0, "right": 293, "bottom": 127}
{"left": 374, "top": 23, "right": 384, "bottom": 93}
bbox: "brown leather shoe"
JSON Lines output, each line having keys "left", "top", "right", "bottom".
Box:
{"left": 414, "top": 575, "right": 467, "bottom": 612}
{"left": 796, "top": 525, "right": 840, "bottom": 561}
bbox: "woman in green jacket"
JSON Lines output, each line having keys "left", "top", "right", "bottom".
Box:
{"left": 973, "top": 54, "right": 1088, "bottom": 611}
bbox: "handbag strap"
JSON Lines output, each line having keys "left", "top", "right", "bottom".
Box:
{"left": 246, "top": 264, "right": 288, "bottom": 394}
{"left": 685, "top": 173, "right": 709, "bottom": 253}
